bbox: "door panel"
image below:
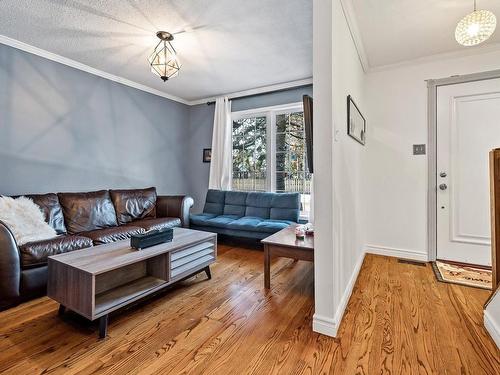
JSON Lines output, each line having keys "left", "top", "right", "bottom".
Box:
{"left": 437, "top": 78, "right": 500, "bottom": 266}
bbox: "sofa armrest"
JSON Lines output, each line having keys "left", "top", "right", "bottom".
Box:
{"left": 0, "top": 220, "right": 21, "bottom": 310}
{"left": 156, "top": 195, "right": 194, "bottom": 228}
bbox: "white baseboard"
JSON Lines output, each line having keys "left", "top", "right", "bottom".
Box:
{"left": 313, "top": 251, "right": 366, "bottom": 337}
{"left": 365, "top": 244, "right": 428, "bottom": 262}
{"left": 484, "top": 309, "right": 500, "bottom": 349}
{"left": 312, "top": 314, "right": 337, "bottom": 336}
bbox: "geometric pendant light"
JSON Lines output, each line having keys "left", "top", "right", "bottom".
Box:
{"left": 455, "top": 0, "right": 497, "bottom": 46}
{"left": 148, "top": 31, "right": 181, "bottom": 81}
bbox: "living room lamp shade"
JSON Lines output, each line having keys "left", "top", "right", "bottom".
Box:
{"left": 148, "top": 31, "right": 181, "bottom": 81}
{"left": 455, "top": 0, "right": 497, "bottom": 46}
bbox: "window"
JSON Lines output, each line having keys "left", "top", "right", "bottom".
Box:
{"left": 232, "top": 115, "right": 267, "bottom": 191}
{"left": 232, "top": 103, "right": 312, "bottom": 217}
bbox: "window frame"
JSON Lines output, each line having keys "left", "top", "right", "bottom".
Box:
{"left": 231, "top": 102, "right": 309, "bottom": 217}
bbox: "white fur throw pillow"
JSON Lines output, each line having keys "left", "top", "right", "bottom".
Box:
{"left": 0, "top": 196, "right": 57, "bottom": 245}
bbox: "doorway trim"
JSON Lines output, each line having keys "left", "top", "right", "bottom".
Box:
{"left": 427, "top": 69, "right": 500, "bottom": 261}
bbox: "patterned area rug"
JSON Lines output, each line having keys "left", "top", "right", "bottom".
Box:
{"left": 432, "top": 261, "right": 492, "bottom": 290}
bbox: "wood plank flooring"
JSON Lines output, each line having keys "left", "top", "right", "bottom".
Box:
{"left": 0, "top": 246, "right": 498, "bottom": 374}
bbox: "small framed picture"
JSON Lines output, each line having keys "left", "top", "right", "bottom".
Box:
{"left": 203, "top": 148, "right": 212, "bottom": 163}
{"left": 347, "top": 95, "right": 366, "bottom": 145}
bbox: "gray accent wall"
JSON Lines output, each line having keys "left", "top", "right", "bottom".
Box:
{"left": 0, "top": 43, "right": 191, "bottom": 196}
{"left": 0, "top": 41, "right": 312, "bottom": 214}
{"left": 187, "top": 85, "right": 313, "bottom": 212}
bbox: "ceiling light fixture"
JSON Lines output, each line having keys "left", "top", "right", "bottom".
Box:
{"left": 148, "top": 31, "right": 181, "bottom": 81}
{"left": 455, "top": 0, "right": 497, "bottom": 46}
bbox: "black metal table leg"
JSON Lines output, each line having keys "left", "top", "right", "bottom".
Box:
{"left": 204, "top": 265, "right": 212, "bottom": 280}
{"left": 99, "top": 314, "right": 108, "bottom": 339}
{"left": 58, "top": 304, "right": 66, "bottom": 315}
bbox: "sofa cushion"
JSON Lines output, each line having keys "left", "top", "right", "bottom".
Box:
{"left": 203, "top": 215, "right": 240, "bottom": 228}
{"left": 223, "top": 191, "right": 247, "bottom": 216}
{"left": 109, "top": 187, "right": 157, "bottom": 225}
{"left": 270, "top": 208, "right": 300, "bottom": 222}
{"left": 128, "top": 217, "right": 180, "bottom": 231}
{"left": 203, "top": 190, "right": 226, "bottom": 215}
{"left": 226, "top": 216, "right": 264, "bottom": 232}
{"left": 256, "top": 219, "right": 294, "bottom": 233}
{"left": 82, "top": 226, "right": 144, "bottom": 246}
{"left": 58, "top": 190, "right": 118, "bottom": 234}
{"left": 270, "top": 192, "right": 301, "bottom": 208}
{"left": 20, "top": 266, "right": 48, "bottom": 298}
{"left": 225, "top": 191, "right": 248, "bottom": 205}
{"left": 245, "top": 192, "right": 274, "bottom": 219}
{"left": 270, "top": 193, "right": 300, "bottom": 222}
{"left": 19, "top": 235, "right": 93, "bottom": 269}
{"left": 190, "top": 213, "right": 218, "bottom": 226}
{"left": 246, "top": 192, "right": 274, "bottom": 207}
{"left": 224, "top": 204, "right": 246, "bottom": 216}
{"left": 26, "top": 193, "right": 66, "bottom": 234}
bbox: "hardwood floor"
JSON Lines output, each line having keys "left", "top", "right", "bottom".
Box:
{"left": 0, "top": 246, "right": 498, "bottom": 374}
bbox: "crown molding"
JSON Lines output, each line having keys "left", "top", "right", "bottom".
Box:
{"left": 339, "top": 0, "right": 369, "bottom": 73}
{"left": 0, "top": 34, "right": 313, "bottom": 107}
{"left": 366, "top": 42, "right": 500, "bottom": 73}
{"left": 188, "top": 78, "right": 313, "bottom": 105}
{"left": 0, "top": 34, "right": 191, "bottom": 105}
{"left": 337, "top": 0, "right": 500, "bottom": 75}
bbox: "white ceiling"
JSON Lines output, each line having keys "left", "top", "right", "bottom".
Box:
{"left": 350, "top": 0, "right": 500, "bottom": 68}
{"left": 0, "top": 0, "right": 312, "bottom": 102}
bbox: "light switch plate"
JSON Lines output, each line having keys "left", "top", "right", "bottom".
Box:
{"left": 413, "top": 144, "right": 426, "bottom": 155}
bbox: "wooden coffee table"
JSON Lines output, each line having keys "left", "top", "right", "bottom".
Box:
{"left": 47, "top": 228, "right": 217, "bottom": 338}
{"left": 261, "top": 225, "right": 314, "bottom": 289}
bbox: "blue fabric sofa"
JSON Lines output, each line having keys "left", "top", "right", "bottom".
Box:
{"left": 190, "top": 190, "right": 301, "bottom": 239}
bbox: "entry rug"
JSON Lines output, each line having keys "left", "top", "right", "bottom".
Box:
{"left": 432, "top": 261, "right": 492, "bottom": 290}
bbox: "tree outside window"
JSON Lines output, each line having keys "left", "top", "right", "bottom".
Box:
{"left": 231, "top": 104, "right": 312, "bottom": 217}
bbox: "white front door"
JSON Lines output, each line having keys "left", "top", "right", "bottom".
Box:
{"left": 437, "top": 78, "right": 500, "bottom": 266}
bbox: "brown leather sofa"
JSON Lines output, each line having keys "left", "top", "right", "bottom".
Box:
{"left": 0, "top": 187, "right": 194, "bottom": 310}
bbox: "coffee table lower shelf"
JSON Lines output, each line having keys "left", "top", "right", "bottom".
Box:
{"left": 58, "top": 266, "right": 212, "bottom": 339}
{"left": 95, "top": 276, "right": 166, "bottom": 316}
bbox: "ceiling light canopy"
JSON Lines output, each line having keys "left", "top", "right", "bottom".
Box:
{"left": 455, "top": 0, "right": 497, "bottom": 46}
{"left": 148, "top": 31, "right": 181, "bottom": 81}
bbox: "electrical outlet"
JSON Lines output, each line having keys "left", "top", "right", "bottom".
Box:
{"left": 413, "top": 144, "right": 426, "bottom": 155}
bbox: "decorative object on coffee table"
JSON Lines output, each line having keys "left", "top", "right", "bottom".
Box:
{"left": 295, "top": 225, "right": 305, "bottom": 239}
{"left": 347, "top": 95, "right": 366, "bottom": 145}
{"left": 48, "top": 228, "right": 216, "bottom": 338}
{"left": 261, "top": 224, "right": 314, "bottom": 289}
{"left": 130, "top": 228, "right": 173, "bottom": 250}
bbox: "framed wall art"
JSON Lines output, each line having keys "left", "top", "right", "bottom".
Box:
{"left": 203, "top": 148, "right": 212, "bottom": 163}
{"left": 347, "top": 95, "right": 366, "bottom": 145}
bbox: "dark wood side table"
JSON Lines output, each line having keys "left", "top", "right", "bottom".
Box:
{"left": 261, "top": 225, "right": 314, "bottom": 289}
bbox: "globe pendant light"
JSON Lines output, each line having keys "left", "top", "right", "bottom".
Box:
{"left": 148, "top": 31, "right": 181, "bottom": 81}
{"left": 455, "top": 0, "right": 497, "bottom": 46}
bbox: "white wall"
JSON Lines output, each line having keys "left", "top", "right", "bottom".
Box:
{"left": 364, "top": 50, "right": 500, "bottom": 260}
{"left": 313, "top": 1, "right": 500, "bottom": 340}
{"left": 485, "top": 290, "right": 500, "bottom": 349}
{"left": 312, "top": 0, "right": 335, "bottom": 336}
{"left": 331, "top": 0, "right": 367, "bottom": 333}
{"left": 312, "top": 0, "right": 366, "bottom": 337}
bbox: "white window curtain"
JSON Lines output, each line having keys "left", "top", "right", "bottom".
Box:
{"left": 208, "top": 96, "right": 232, "bottom": 190}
